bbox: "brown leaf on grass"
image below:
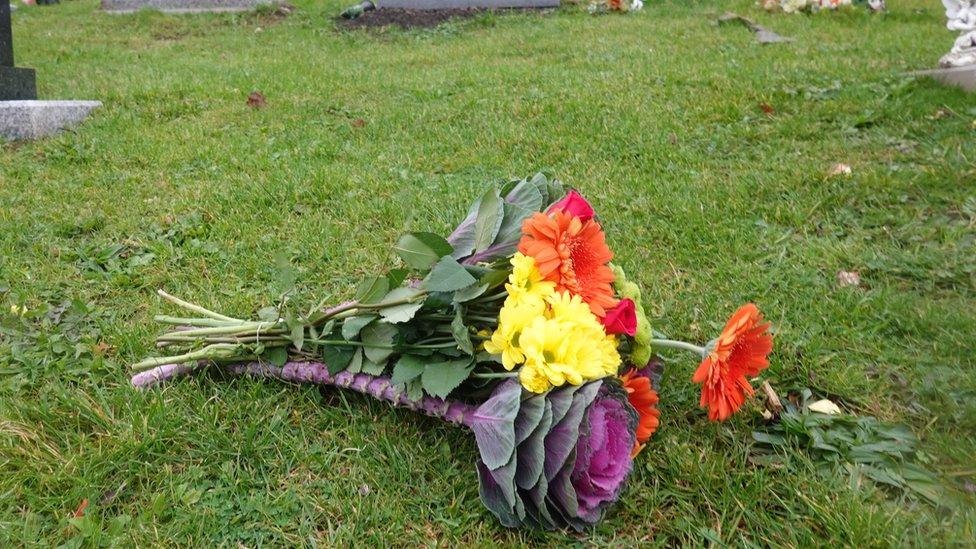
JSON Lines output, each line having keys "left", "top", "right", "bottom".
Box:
{"left": 351, "top": 118, "right": 366, "bottom": 128}
{"left": 758, "top": 102, "right": 775, "bottom": 114}
{"left": 72, "top": 499, "right": 89, "bottom": 518}
{"left": 837, "top": 270, "right": 860, "bottom": 288}
{"left": 247, "top": 91, "right": 267, "bottom": 109}
{"left": 93, "top": 341, "right": 114, "bottom": 356}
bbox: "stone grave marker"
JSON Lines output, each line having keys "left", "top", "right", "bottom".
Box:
{"left": 913, "top": 0, "right": 976, "bottom": 92}
{"left": 101, "top": 0, "right": 273, "bottom": 14}
{"left": 1, "top": 3, "right": 101, "bottom": 140}
{"left": 1, "top": 1, "right": 36, "bottom": 100}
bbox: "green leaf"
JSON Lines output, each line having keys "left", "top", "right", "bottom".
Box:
{"left": 361, "top": 322, "right": 398, "bottom": 364}
{"left": 290, "top": 324, "right": 305, "bottom": 352}
{"left": 492, "top": 201, "right": 535, "bottom": 249}
{"left": 346, "top": 348, "right": 364, "bottom": 373}
{"left": 323, "top": 344, "right": 356, "bottom": 375}
{"left": 355, "top": 276, "right": 389, "bottom": 305}
{"left": 257, "top": 306, "right": 279, "bottom": 322}
{"left": 341, "top": 314, "right": 376, "bottom": 340}
{"left": 395, "top": 232, "right": 454, "bottom": 270}
{"left": 473, "top": 188, "right": 504, "bottom": 253}
{"left": 361, "top": 359, "right": 386, "bottom": 376}
{"left": 274, "top": 252, "right": 296, "bottom": 295}
{"left": 504, "top": 177, "right": 545, "bottom": 212}
{"left": 454, "top": 282, "right": 489, "bottom": 303}
{"left": 480, "top": 269, "right": 510, "bottom": 290}
{"left": 377, "top": 287, "right": 425, "bottom": 324}
{"left": 264, "top": 346, "right": 288, "bottom": 367}
{"left": 752, "top": 432, "right": 786, "bottom": 446}
{"left": 452, "top": 307, "right": 474, "bottom": 355}
{"left": 424, "top": 256, "right": 477, "bottom": 292}
{"left": 386, "top": 268, "right": 409, "bottom": 288}
{"left": 421, "top": 358, "right": 475, "bottom": 399}
{"left": 406, "top": 378, "right": 424, "bottom": 401}
{"left": 392, "top": 355, "right": 426, "bottom": 385}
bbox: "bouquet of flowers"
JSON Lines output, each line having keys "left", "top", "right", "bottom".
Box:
{"left": 132, "top": 173, "right": 774, "bottom": 530}
{"left": 587, "top": 0, "right": 643, "bottom": 14}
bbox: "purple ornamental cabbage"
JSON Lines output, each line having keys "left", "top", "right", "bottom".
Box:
{"left": 132, "top": 361, "right": 638, "bottom": 530}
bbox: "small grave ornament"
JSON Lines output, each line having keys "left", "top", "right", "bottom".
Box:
{"left": 941, "top": 0, "right": 976, "bottom": 68}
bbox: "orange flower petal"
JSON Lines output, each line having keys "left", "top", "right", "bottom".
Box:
{"left": 692, "top": 304, "right": 774, "bottom": 422}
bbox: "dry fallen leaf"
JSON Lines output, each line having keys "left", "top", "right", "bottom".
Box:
{"left": 351, "top": 118, "right": 366, "bottom": 128}
{"left": 93, "top": 341, "right": 114, "bottom": 356}
{"left": 72, "top": 499, "right": 89, "bottom": 518}
{"left": 808, "top": 399, "right": 842, "bottom": 415}
{"left": 828, "top": 163, "right": 853, "bottom": 177}
{"left": 837, "top": 270, "right": 860, "bottom": 288}
{"left": 247, "top": 91, "right": 267, "bottom": 109}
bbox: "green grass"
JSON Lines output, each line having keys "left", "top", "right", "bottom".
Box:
{"left": 2, "top": 0, "right": 975, "bottom": 544}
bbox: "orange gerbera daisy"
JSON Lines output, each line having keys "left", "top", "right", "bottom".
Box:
{"left": 518, "top": 211, "right": 617, "bottom": 317}
{"left": 692, "top": 303, "right": 774, "bottom": 422}
{"left": 621, "top": 368, "right": 660, "bottom": 457}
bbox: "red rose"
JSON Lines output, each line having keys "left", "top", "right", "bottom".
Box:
{"left": 546, "top": 190, "right": 595, "bottom": 221}
{"left": 601, "top": 299, "right": 637, "bottom": 336}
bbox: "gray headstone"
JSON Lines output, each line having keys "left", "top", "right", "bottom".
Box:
{"left": 101, "top": 0, "right": 273, "bottom": 13}
{"left": 377, "top": 0, "right": 557, "bottom": 9}
{"left": 0, "top": 100, "right": 102, "bottom": 141}
{"left": 912, "top": 65, "right": 976, "bottom": 93}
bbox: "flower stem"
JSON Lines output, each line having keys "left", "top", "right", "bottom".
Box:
{"left": 650, "top": 338, "right": 707, "bottom": 357}
{"left": 130, "top": 343, "right": 243, "bottom": 372}
{"left": 472, "top": 371, "right": 518, "bottom": 379}
{"left": 157, "top": 289, "right": 243, "bottom": 322}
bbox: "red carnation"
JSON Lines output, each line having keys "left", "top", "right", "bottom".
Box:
{"left": 601, "top": 298, "right": 637, "bottom": 336}
{"left": 546, "top": 190, "right": 595, "bottom": 222}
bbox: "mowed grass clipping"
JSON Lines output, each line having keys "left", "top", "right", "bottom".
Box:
{"left": 1, "top": 0, "right": 975, "bottom": 545}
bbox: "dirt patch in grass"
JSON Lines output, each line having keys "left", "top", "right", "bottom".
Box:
{"left": 336, "top": 7, "right": 547, "bottom": 30}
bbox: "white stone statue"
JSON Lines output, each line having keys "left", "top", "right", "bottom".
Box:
{"left": 941, "top": 0, "right": 976, "bottom": 67}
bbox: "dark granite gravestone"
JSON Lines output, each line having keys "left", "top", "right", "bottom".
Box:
{"left": 1, "top": 1, "right": 38, "bottom": 100}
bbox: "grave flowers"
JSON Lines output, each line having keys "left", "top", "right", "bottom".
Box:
{"left": 131, "top": 173, "right": 773, "bottom": 529}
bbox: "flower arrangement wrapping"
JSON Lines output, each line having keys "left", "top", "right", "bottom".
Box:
{"left": 132, "top": 173, "right": 774, "bottom": 530}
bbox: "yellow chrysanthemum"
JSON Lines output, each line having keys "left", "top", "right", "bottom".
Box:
{"left": 505, "top": 253, "right": 555, "bottom": 308}
{"left": 483, "top": 302, "right": 539, "bottom": 370}
{"left": 545, "top": 291, "right": 601, "bottom": 327}
{"left": 519, "top": 361, "right": 552, "bottom": 393}
{"left": 517, "top": 314, "right": 620, "bottom": 393}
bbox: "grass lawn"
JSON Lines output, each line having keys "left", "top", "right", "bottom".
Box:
{"left": 2, "top": 0, "right": 975, "bottom": 544}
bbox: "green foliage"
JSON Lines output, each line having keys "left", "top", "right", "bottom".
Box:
{"left": 421, "top": 358, "right": 476, "bottom": 399}
{"left": 394, "top": 232, "right": 454, "bottom": 270}
{"left": 473, "top": 188, "right": 504, "bottom": 253}
{"left": 424, "top": 256, "right": 478, "bottom": 292}
{"left": 752, "top": 389, "right": 944, "bottom": 504}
